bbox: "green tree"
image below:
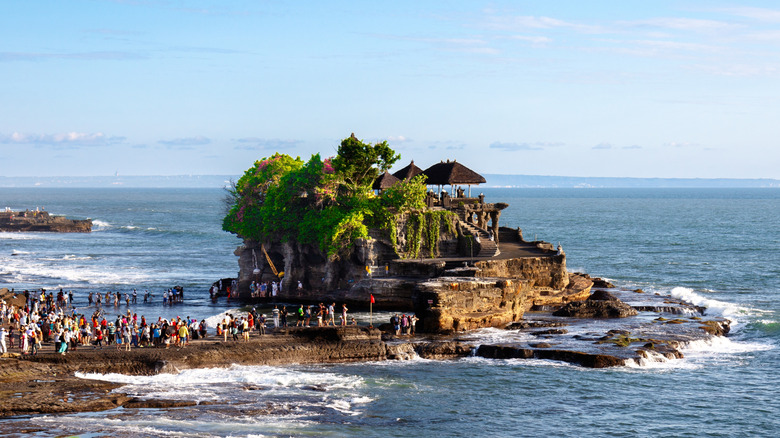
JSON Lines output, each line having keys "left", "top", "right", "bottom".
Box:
{"left": 331, "top": 133, "right": 400, "bottom": 191}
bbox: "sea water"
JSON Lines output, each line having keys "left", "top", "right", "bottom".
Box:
{"left": 1, "top": 187, "right": 779, "bottom": 437}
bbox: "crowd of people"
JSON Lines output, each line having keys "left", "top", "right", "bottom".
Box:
{"left": 0, "top": 288, "right": 418, "bottom": 356}
{"left": 86, "top": 287, "right": 184, "bottom": 307}
{"left": 0, "top": 288, "right": 207, "bottom": 355}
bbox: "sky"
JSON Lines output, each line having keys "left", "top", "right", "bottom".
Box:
{"left": 1, "top": 1, "right": 780, "bottom": 179}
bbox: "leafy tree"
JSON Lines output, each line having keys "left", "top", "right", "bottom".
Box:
{"left": 331, "top": 133, "right": 400, "bottom": 191}
{"left": 223, "top": 134, "right": 414, "bottom": 260}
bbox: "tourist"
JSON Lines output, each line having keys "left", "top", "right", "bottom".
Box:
{"left": 59, "top": 328, "right": 70, "bottom": 355}
{"left": 328, "top": 303, "right": 336, "bottom": 326}
{"left": 0, "top": 327, "right": 6, "bottom": 354}
{"left": 280, "top": 306, "right": 288, "bottom": 327}
{"left": 296, "top": 305, "right": 304, "bottom": 326}
{"left": 177, "top": 322, "right": 189, "bottom": 348}
{"left": 257, "top": 314, "right": 266, "bottom": 335}
{"left": 272, "top": 305, "right": 280, "bottom": 329}
{"left": 242, "top": 317, "right": 250, "bottom": 342}
{"left": 341, "top": 304, "right": 348, "bottom": 326}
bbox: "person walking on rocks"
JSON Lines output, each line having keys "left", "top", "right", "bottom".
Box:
{"left": 0, "top": 327, "right": 7, "bottom": 354}
{"left": 328, "top": 303, "right": 336, "bottom": 326}
{"left": 272, "top": 305, "right": 280, "bottom": 329}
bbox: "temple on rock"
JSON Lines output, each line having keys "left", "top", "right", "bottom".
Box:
{"left": 225, "top": 148, "right": 593, "bottom": 334}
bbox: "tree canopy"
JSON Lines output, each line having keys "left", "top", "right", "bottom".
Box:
{"left": 223, "top": 134, "right": 421, "bottom": 259}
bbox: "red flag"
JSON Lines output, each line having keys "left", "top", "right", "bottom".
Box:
{"left": 370, "top": 294, "right": 375, "bottom": 304}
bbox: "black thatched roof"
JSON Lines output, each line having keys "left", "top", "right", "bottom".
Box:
{"left": 392, "top": 160, "right": 425, "bottom": 181}
{"left": 421, "top": 160, "right": 486, "bottom": 185}
{"left": 372, "top": 171, "right": 401, "bottom": 190}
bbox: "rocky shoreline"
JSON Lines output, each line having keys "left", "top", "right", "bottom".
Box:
{"left": 0, "top": 210, "right": 92, "bottom": 233}
{"left": 1, "top": 283, "right": 730, "bottom": 418}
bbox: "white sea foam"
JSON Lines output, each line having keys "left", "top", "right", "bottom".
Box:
{"left": 90, "top": 219, "right": 111, "bottom": 230}
{"left": 1, "top": 233, "right": 42, "bottom": 240}
{"left": 624, "top": 350, "right": 700, "bottom": 370}
{"left": 204, "top": 309, "right": 244, "bottom": 328}
{"left": 456, "top": 327, "right": 534, "bottom": 345}
{"left": 76, "top": 363, "right": 364, "bottom": 401}
{"left": 681, "top": 335, "right": 773, "bottom": 356}
{"left": 670, "top": 286, "right": 744, "bottom": 321}
{"left": 2, "top": 257, "right": 155, "bottom": 285}
{"left": 622, "top": 333, "right": 773, "bottom": 371}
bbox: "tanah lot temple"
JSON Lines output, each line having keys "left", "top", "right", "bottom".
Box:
{"left": 232, "top": 159, "right": 593, "bottom": 333}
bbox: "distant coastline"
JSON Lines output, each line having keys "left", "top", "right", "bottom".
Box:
{"left": 0, "top": 174, "right": 777, "bottom": 189}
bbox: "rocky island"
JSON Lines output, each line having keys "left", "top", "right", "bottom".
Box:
{"left": 0, "top": 209, "right": 92, "bottom": 232}
{"left": 0, "top": 135, "right": 731, "bottom": 418}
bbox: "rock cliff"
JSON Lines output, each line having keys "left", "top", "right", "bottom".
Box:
{"left": 0, "top": 211, "right": 92, "bottom": 232}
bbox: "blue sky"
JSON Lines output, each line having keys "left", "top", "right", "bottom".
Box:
{"left": 2, "top": 1, "right": 779, "bottom": 179}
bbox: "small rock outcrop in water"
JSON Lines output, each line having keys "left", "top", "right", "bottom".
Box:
{"left": 552, "top": 293, "right": 638, "bottom": 318}
{"left": 0, "top": 210, "right": 91, "bottom": 232}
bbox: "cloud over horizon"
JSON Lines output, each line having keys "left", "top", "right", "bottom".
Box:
{"left": 0, "top": 131, "right": 125, "bottom": 147}
{"left": 490, "top": 141, "right": 563, "bottom": 151}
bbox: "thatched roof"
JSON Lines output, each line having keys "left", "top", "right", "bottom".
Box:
{"left": 421, "top": 160, "right": 486, "bottom": 185}
{"left": 392, "top": 160, "right": 425, "bottom": 181}
{"left": 372, "top": 171, "right": 401, "bottom": 190}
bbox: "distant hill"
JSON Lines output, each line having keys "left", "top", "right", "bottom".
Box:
{"left": 483, "top": 174, "right": 780, "bottom": 188}
{"left": 0, "top": 174, "right": 777, "bottom": 188}
{"left": 0, "top": 175, "right": 237, "bottom": 188}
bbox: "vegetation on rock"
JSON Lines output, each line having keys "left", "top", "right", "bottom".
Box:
{"left": 224, "top": 134, "right": 441, "bottom": 260}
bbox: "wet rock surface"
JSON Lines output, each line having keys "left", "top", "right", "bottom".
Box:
{"left": 0, "top": 289, "right": 731, "bottom": 418}
{"left": 552, "top": 297, "right": 638, "bottom": 318}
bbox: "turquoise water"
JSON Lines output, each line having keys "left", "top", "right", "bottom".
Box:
{"left": 1, "top": 188, "right": 778, "bottom": 437}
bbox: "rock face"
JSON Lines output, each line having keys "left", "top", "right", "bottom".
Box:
{"left": 473, "top": 255, "right": 569, "bottom": 291}
{"left": 553, "top": 296, "right": 638, "bottom": 318}
{"left": 417, "top": 277, "right": 533, "bottom": 333}
{"left": 0, "top": 211, "right": 91, "bottom": 232}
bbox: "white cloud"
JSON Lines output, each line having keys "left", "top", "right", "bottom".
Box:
{"left": 490, "top": 141, "right": 562, "bottom": 151}
{"left": 622, "top": 17, "right": 741, "bottom": 33}
{"left": 720, "top": 7, "right": 780, "bottom": 23}
{"left": 0, "top": 131, "right": 125, "bottom": 146}
{"left": 507, "top": 35, "right": 553, "bottom": 45}
{"left": 158, "top": 136, "right": 212, "bottom": 147}
{"left": 592, "top": 142, "right": 612, "bottom": 150}
{"left": 387, "top": 135, "right": 412, "bottom": 143}
{"left": 232, "top": 137, "right": 301, "bottom": 150}
{"left": 484, "top": 15, "right": 606, "bottom": 34}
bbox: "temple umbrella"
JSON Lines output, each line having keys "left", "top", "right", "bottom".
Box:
{"left": 392, "top": 160, "right": 425, "bottom": 181}
{"left": 372, "top": 171, "right": 401, "bottom": 193}
{"left": 421, "top": 159, "right": 486, "bottom": 197}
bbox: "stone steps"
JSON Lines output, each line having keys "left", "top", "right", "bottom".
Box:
{"left": 459, "top": 220, "right": 500, "bottom": 257}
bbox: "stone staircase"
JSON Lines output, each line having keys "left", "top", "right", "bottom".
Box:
{"left": 459, "top": 220, "right": 500, "bottom": 257}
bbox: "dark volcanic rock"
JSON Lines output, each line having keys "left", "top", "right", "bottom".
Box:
{"left": 529, "top": 342, "right": 552, "bottom": 348}
{"left": 591, "top": 278, "right": 615, "bottom": 288}
{"left": 506, "top": 321, "right": 567, "bottom": 330}
{"left": 588, "top": 290, "right": 618, "bottom": 301}
{"left": 530, "top": 329, "right": 568, "bottom": 336}
{"left": 123, "top": 398, "right": 198, "bottom": 409}
{"left": 553, "top": 299, "right": 638, "bottom": 318}
{"left": 414, "top": 341, "right": 473, "bottom": 359}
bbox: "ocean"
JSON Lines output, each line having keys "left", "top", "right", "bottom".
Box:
{"left": 1, "top": 187, "right": 778, "bottom": 437}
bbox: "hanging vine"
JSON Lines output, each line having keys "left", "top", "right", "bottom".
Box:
{"left": 406, "top": 212, "right": 424, "bottom": 259}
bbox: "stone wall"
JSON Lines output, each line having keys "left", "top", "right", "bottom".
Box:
{"left": 415, "top": 277, "right": 534, "bottom": 333}
{"left": 473, "top": 255, "right": 569, "bottom": 290}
